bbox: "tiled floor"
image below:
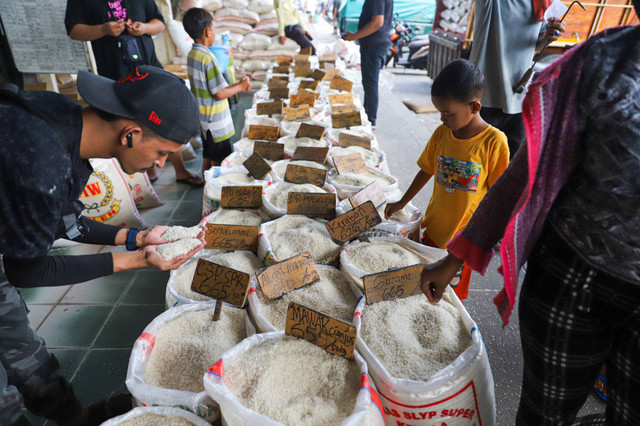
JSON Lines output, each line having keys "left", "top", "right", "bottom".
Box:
{"left": 21, "top": 95, "right": 251, "bottom": 425}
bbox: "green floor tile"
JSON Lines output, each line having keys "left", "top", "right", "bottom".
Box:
{"left": 93, "top": 305, "right": 165, "bottom": 349}
{"left": 121, "top": 270, "right": 170, "bottom": 305}
{"left": 19, "top": 286, "right": 70, "bottom": 304}
{"left": 60, "top": 271, "right": 136, "bottom": 304}
{"left": 71, "top": 349, "right": 131, "bottom": 405}
{"left": 37, "top": 305, "right": 113, "bottom": 348}
{"left": 50, "top": 348, "right": 88, "bottom": 379}
{"left": 172, "top": 201, "right": 203, "bottom": 222}
{"left": 181, "top": 187, "right": 205, "bottom": 203}
{"left": 140, "top": 201, "right": 179, "bottom": 225}
{"left": 151, "top": 183, "right": 185, "bottom": 201}
{"left": 26, "top": 304, "right": 53, "bottom": 330}
{"left": 168, "top": 218, "right": 202, "bottom": 226}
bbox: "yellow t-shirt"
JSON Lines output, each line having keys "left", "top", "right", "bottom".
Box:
{"left": 417, "top": 124, "right": 509, "bottom": 248}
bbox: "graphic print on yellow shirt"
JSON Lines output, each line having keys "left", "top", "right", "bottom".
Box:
{"left": 417, "top": 124, "right": 509, "bottom": 248}
{"left": 437, "top": 156, "right": 482, "bottom": 193}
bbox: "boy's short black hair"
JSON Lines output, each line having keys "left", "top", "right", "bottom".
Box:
{"left": 431, "top": 59, "right": 484, "bottom": 103}
{"left": 182, "top": 7, "right": 214, "bottom": 41}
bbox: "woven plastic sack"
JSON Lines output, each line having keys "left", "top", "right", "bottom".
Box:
{"left": 258, "top": 11, "right": 278, "bottom": 23}
{"left": 100, "top": 406, "right": 210, "bottom": 426}
{"left": 249, "top": 49, "right": 295, "bottom": 60}
{"left": 202, "top": 167, "right": 271, "bottom": 216}
{"left": 242, "top": 59, "right": 272, "bottom": 71}
{"left": 267, "top": 36, "right": 299, "bottom": 51}
{"left": 336, "top": 199, "right": 422, "bottom": 239}
{"left": 327, "top": 166, "right": 399, "bottom": 200}
{"left": 202, "top": 331, "right": 385, "bottom": 425}
{"left": 248, "top": 0, "right": 274, "bottom": 14}
{"left": 111, "top": 159, "right": 164, "bottom": 210}
{"left": 220, "top": 0, "right": 248, "bottom": 9}
{"left": 253, "top": 22, "right": 278, "bottom": 36}
{"left": 340, "top": 235, "right": 447, "bottom": 292}
{"left": 215, "top": 8, "right": 258, "bottom": 25}
{"left": 215, "top": 21, "right": 253, "bottom": 35}
{"left": 82, "top": 159, "right": 146, "bottom": 228}
{"left": 328, "top": 145, "right": 388, "bottom": 174}
{"left": 239, "top": 33, "right": 272, "bottom": 51}
{"left": 167, "top": 19, "right": 193, "bottom": 57}
{"left": 126, "top": 303, "right": 256, "bottom": 422}
{"left": 250, "top": 71, "right": 268, "bottom": 81}
{"left": 257, "top": 215, "right": 340, "bottom": 266}
{"left": 354, "top": 288, "right": 496, "bottom": 425}
{"left": 246, "top": 266, "right": 364, "bottom": 332}
{"left": 261, "top": 182, "right": 337, "bottom": 218}
{"left": 203, "top": 0, "right": 223, "bottom": 11}
{"left": 234, "top": 49, "right": 250, "bottom": 60}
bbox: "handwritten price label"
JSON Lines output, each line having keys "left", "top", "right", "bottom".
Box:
{"left": 292, "top": 146, "right": 329, "bottom": 162}
{"left": 273, "top": 65, "right": 290, "bottom": 74}
{"left": 332, "top": 152, "right": 367, "bottom": 174}
{"left": 256, "top": 252, "right": 320, "bottom": 302}
{"left": 325, "top": 201, "right": 381, "bottom": 244}
{"left": 220, "top": 186, "right": 263, "bottom": 209}
{"left": 299, "top": 79, "right": 319, "bottom": 91}
{"left": 290, "top": 92, "right": 316, "bottom": 107}
{"left": 349, "top": 181, "right": 386, "bottom": 209}
{"left": 285, "top": 302, "right": 357, "bottom": 360}
{"left": 248, "top": 125, "right": 280, "bottom": 141}
{"left": 204, "top": 224, "right": 259, "bottom": 253}
{"left": 362, "top": 264, "right": 424, "bottom": 305}
{"left": 256, "top": 101, "right": 283, "bottom": 116}
{"left": 329, "top": 93, "right": 354, "bottom": 105}
{"left": 287, "top": 192, "right": 336, "bottom": 219}
{"left": 283, "top": 104, "right": 311, "bottom": 121}
{"left": 296, "top": 123, "right": 325, "bottom": 140}
{"left": 331, "top": 111, "right": 362, "bottom": 129}
{"left": 253, "top": 140, "right": 285, "bottom": 161}
{"left": 190, "top": 259, "right": 251, "bottom": 307}
{"left": 243, "top": 152, "right": 272, "bottom": 180}
{"left": 330, "top": 76, "right": 353, "bottom": 92}
{"left": 269, "top": 87, "right": 290, "bottom": 100}
{"left": 339, "top": 132, "right": 371, "bottom": 149}
{"left": 284, "top": 164, "right": 327, "bottom": 186}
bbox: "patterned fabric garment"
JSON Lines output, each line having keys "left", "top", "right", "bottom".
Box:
{"left": 548, "top": 26, "right": 640, "bottom": 285}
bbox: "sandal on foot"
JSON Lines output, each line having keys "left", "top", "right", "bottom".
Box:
{"left": 594, "top": 374, "right": 607, "bottom": 401}
{"left": 176, "top": 175, "right": 204, "bottom": 187}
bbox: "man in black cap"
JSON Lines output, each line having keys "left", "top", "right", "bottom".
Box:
{"left": 0, "top": 66, "right": 204, "bottom": 426}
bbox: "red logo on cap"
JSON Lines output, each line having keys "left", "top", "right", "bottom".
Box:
{"left": 117, "top": 68, "right": 149, "bottom": 83}
{"left": 148, "top": 111, "right": 161, "bottom": 125}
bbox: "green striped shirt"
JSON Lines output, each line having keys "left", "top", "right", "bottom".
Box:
{"left": 187, "top": 44, "right": 235, "bottom": 142}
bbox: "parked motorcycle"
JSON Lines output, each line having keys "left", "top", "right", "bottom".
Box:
{"left": 385, "top": 14, "right": 414, "bottom": 66}
{"left": 386, "top": 14, "right": 429, "bottom": 70}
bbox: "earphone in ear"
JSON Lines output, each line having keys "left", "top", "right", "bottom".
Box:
{"left": 126, "top": 133, "right": 133, "bottom": 148}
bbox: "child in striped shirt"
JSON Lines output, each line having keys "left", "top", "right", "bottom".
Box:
{"left": 183, "top": 8, "right": 251, "bottom": 176}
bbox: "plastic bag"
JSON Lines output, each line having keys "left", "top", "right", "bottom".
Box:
{"left": 100, "top": 406, "right": 210, "bottom": 425}
{"left": 354, "top": 288, "right": 496, "bottom": 425}
{"left": 327, "top": 166, "right": 399, "bottom": 200}
{"left": 126, "top": 303, "right": 256, "bottom": 422}
{"left": 248, "top": 0, "right": 274, "bottom": 14}
{"left": 202, "top": 331, "right": 385, "bottom": 425}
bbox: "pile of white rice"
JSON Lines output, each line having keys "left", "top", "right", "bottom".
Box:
{"left": 262, "top": 216, "right": 340, "bottom": 262}
{"left": 346, "top": 241, "right": 426, "bottom": 273}
{"left": 279, "top": 136, "right": 328, "bottom": 152}
{"left": 207, "top": 209, "right": 263, "bottom": 227}
{"left": 214, "top": 172, "right": 257, "bottom": 184}
{"left": 330, "top": 146, "right": 382, "bottom": 169}
{"left": 119, "top": 414, "right": 194, "bottom": 426}
{"left": 224, "top": 336, "right": 361, "bottom": 425}
{"left": 331, "top": 170, "right": 395, "bottom": 187}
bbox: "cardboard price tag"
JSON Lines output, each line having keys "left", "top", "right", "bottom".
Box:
{"left": 329, "top": 93, "right": 354, "bottom": 105}
{"left": 283, "top": 104, "right": 311, "bottom": 121}
{"left": 284, "top": 164, "right": 327, "bottom": 186}
{"left": 296, "top": 123, "right": 325, "bottom": 140}
{"left": 320, "top": 61, "right": 336, "bottom": 70}
{"left": 299, "top": 79, "right": 319, "bottom": 91}
{"left": 204, "top": 224, "right": 259, "bottom": 253}
{"left": 267, "top": 79, "right": 288, "bottom": 90}
{"left": 294, "top": 53, "right": 310, "bottom": 62}
{"left": 285, "top": 302, "right": 357, "bottom": 360}
{"left": 331, "top": 111, "right": 362, "bottom": 129}
{"left": 290, "top": 93, "right": 316, "bottom": 107}
{"left": 363, "top": 264, "right": 424, "bottom": 305}
{"left": 322, "top": 69, "right": 340, "bottom": 80}
{"left": 294, "top": 67, "right": 313, "bottom": 78}
{"left": 253, "top": 140, "right": 285, "bottom": 161}
{"left": 243, "top": 152, "right": 272, "bottom": 180}
{"left": 311, "top": 69, "right": 326, "bottom": 81}
{"left": 332, "top": 104, "right": 359, "bottom": 115}
{"left": 299, "top": 47, "right": 313, "bottom": 55}
{"left": 349, "top": 181, "right": 386, "bottom": 209}
{"left": 332, "top": 152, "right": 367, "bottom": 174}
{"left": 292, "top": 146, "right": 329, "bottom": 162}
{"left": 277, "top": 56, "right": 293, "bottom": 65}
{"left": 320, "top": 53, "right": 337, "bottom": 62}
{"left": 269, "top": 87, "right": 290, "bottom": 100}
{"left": 287, "top": 192, "right": 336, "bottom": 219}
{"left": 256, "top": 101, "right": 283, "bottom": 117}
{"left": 325, "top": 201, "right": 382, "bottom": 244}
{"left": 330, "top": 76, "right": 354, "bottom": 92}
{"left": 256, "top": 252, "right": 320, "bottom": 302}
{"left": 248, "top": 125, "right": 280, "bottom": 141}
{"left": 273, "top": 65, "right": 290, "bottom": 74}
{"left": 220, "top": 186, "right": 263, "bottom": 209}
{"left": 339, "top": 132, "right": 371, "bottom": 149}
{"left": 272, "top": 75, "right": 290, "bottom": 82}
{"left": 190, "top": 259, "right": 251, "bottom": 307}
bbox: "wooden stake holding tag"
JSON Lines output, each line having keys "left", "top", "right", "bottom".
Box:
{"left": 330, "top": 76, "right": 353, "bottom": 92}
{"left": 283, "top": 104, "right": 311, "bottom": 121}
{"left": 296, "top": 123, "right": 325, "bottom": 140}
{"left": 243, "top": 152, "right": 272, "bottom": 180}
{"left": 329, "top": 93, "right": 354, "bottom": 105}
{"left": 213, "top": 300, "right": 223, "bottom": 321}
{"left": 256, "top": 251, "right": 320, "bottom": 302}
{"left": 204, "top": 224, "right": 260, "bottom": 253}
{"left": 325, "top": 201, "right": 382, "bottom": 244}
{"left": 284, "top": 164, "right": 327, "bottom": 186}
{"left": 292, "top": 146, "right": 329, "bottom": 163}
{"left": 269, "top": 87, "right": 290, "bottom": 100}
{"left": 362, "top": 264, "right": 424, "bottom": 305}
{"left": 339, "top": 132, "right": 371, "bottom": 149}
{"left": 273, "top": 65, "right": 290, "bottom": 74}
{"left": 349, "top": 181, "right": 386, "bottom": 209}
{"left": 311, "top": 69, "right": 326, "bottom": 81}
{"left": 220, "top": 186, "right": 263, "bottom": 209}
{"left": 248, "top": 125, "right": 280, "bottom": 141}
{"left": 299, "top": 79, "right": 319, "bottom": 91}
{"left": 256, "top": 101, "right": 283, "bottom": 117}
{"left": 287, "top": 192, "right": 336, "bottom": 219}
{"left": 332, "top": 152, "right": 367, "bottom": 174}
{"left": 290, "top": 92, "right": 316, "bottom": 107}
{"left": 285, "top": 302, "right": 357, "bottom": 360}
{"left": 253, "top": 140, "right": 285, "bottom": 161}
{"left": 190, "top": 259, "right": 252, "bottom": 308}
{"left": 331, "top": 111, "right": 362, "bottom": 129}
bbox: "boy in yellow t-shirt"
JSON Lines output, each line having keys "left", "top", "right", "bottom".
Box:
{"left": 385, "top": 59, "right": 509, "bottom": 300}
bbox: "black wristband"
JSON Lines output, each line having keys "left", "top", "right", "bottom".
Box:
{"left": 126, "top": 227, "right": 141, "bottom": 251}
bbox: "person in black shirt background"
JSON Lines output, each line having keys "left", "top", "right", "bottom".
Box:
{"left": 0, "top": 66, "right": 204, "bottom": 426}
{"left": 65, "top": 0, "right": 205, "bottom": 186}
{"left": 343, "top": 0, "right": 392, "bottom": 129}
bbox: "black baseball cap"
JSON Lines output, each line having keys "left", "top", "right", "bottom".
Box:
{"left": 77, "top": 66, "right": 199, "bottom": 144}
